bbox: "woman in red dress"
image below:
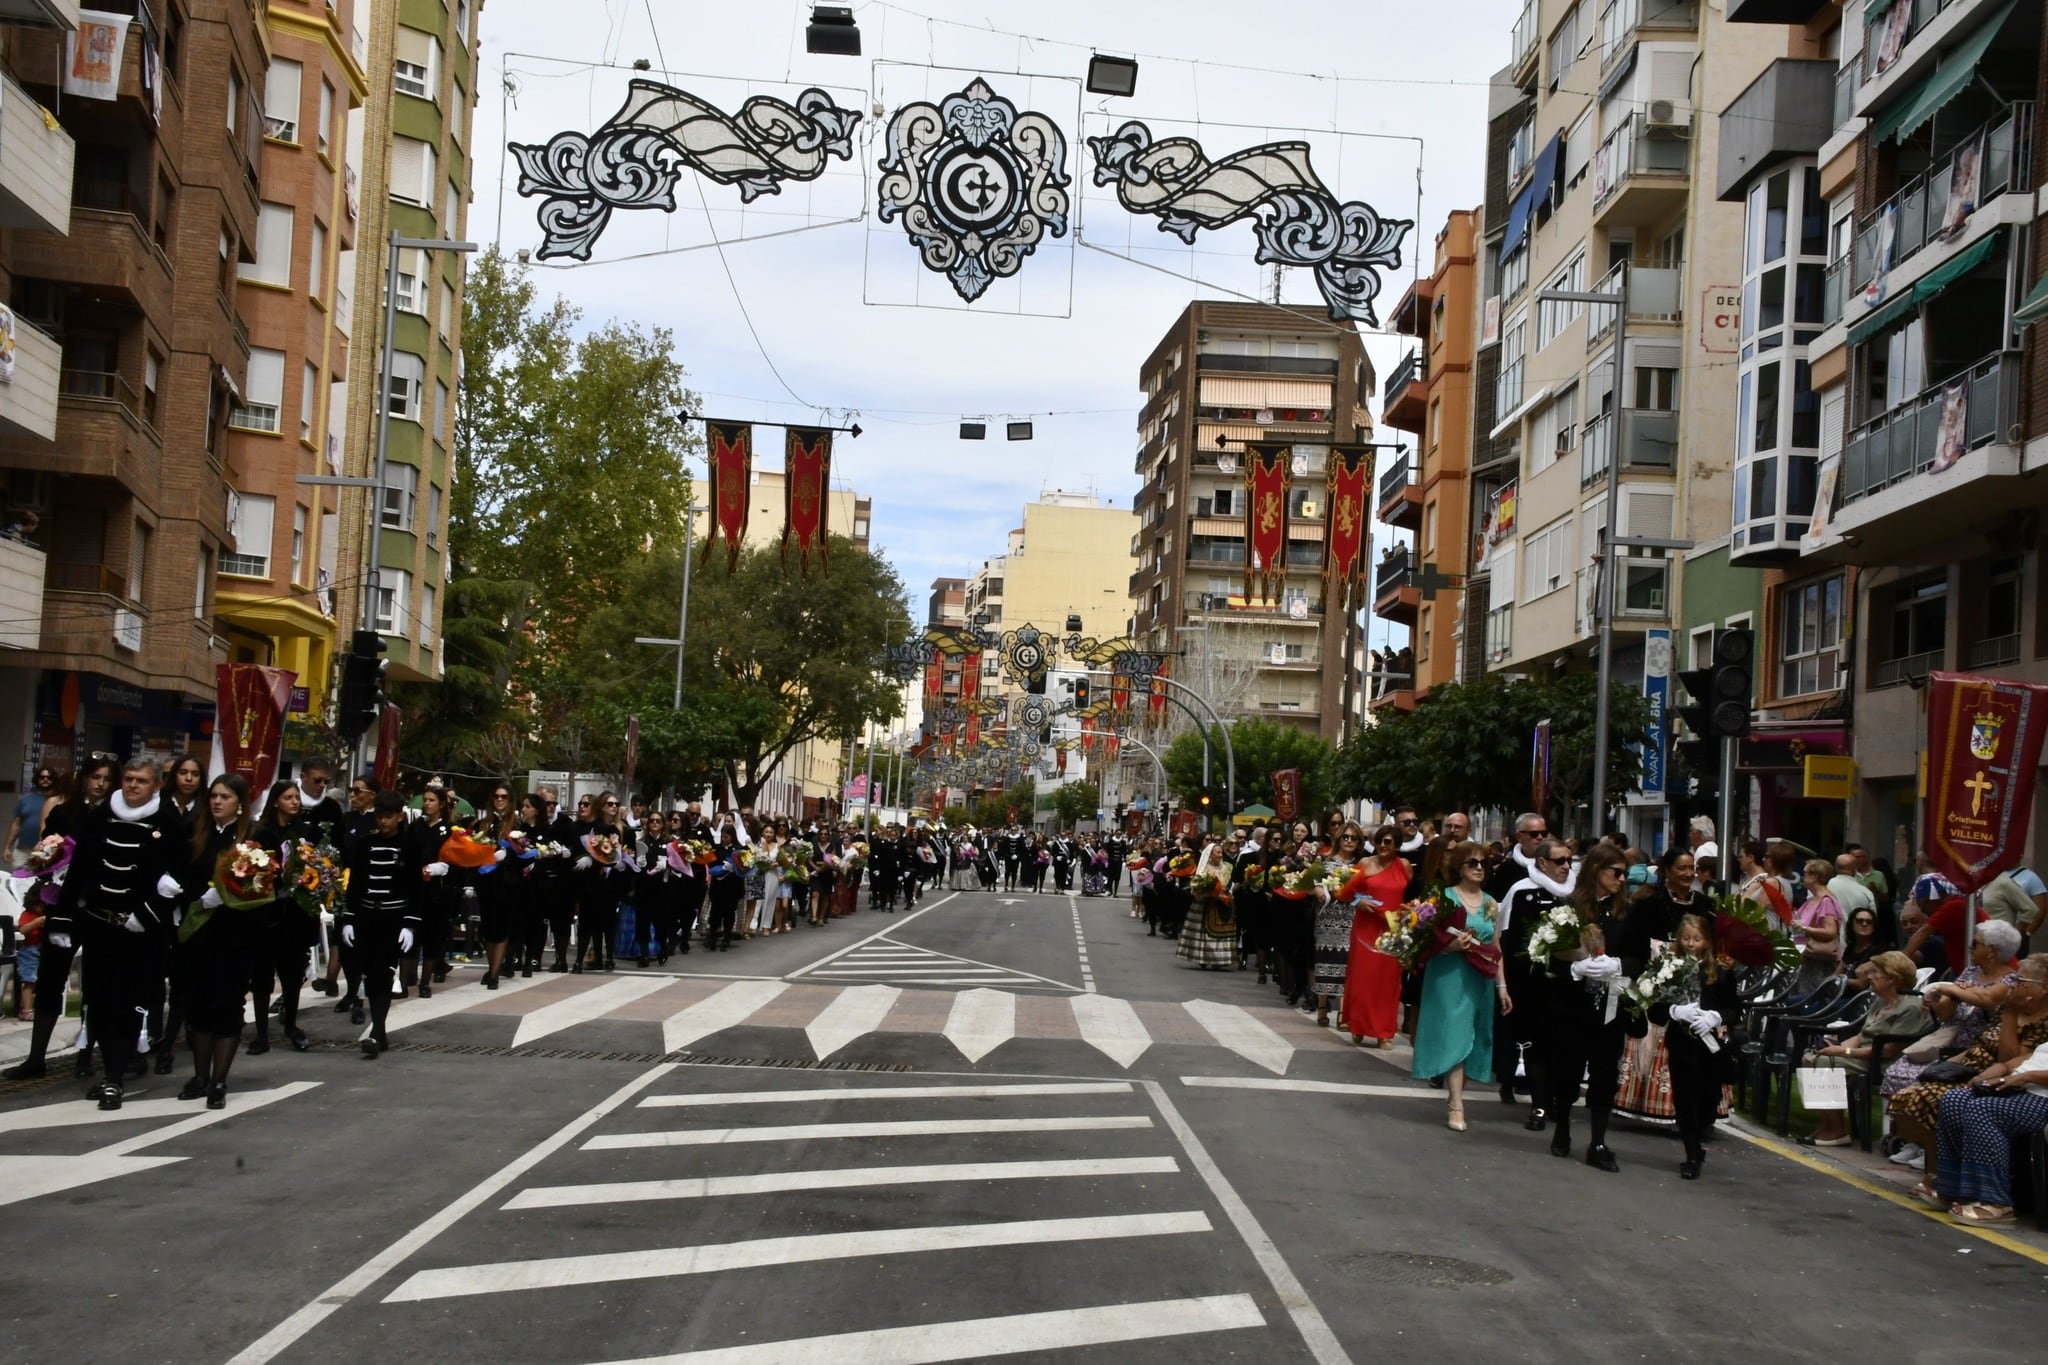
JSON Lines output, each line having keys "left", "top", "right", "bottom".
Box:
{"left": 1342, "top": 824, "right": 1410, "bottom": 1047}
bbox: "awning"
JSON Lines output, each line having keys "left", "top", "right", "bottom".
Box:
{"left": 1864, "top": 0, "right": 1894, "bottom": 21}
{"left": 1501, "top": 133, "right": 1561, "bottom": 259}
{"left": 1871, "top": 0, "right": 2016, "bottom": 144}
{"left": 1190, "top": 517, "right": 1247, "bottom": 537}
{"left": 2016, "top": 272, "right": 2048, "bottom": 328}
{"left": 1195, "top": 377, "right": 1334, "bottom": 408}
{"left": 1846, "top": 287, "right": 1916, "bottom": 346}
{"left": 1911, "top": 228, "right": 2001, "bottom": 301}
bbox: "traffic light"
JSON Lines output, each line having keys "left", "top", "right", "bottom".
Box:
{"left": 1708, "top": 627, "right": 1754, "bottom": 739}
{"left": 1196, "top": 789, "right": 1214, "bottom": 813}
{"left": 338, "top": 628, "right": 388, "bottom": 741}
{"left": 1073, "top": 678, "right": 1090, "bottom": 709}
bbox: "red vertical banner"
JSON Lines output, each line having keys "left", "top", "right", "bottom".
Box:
{"left": 925, "top": 658, "right": 943, "bottom": 700}
{"left": 783, "top": 426, "right": 833, "bottom": 576}
{"left": 1055, "top": 746, "right": 1069, "bottom": 777}
{"left": 211, "top": 664, "right": 296, "bottom": 794}
{"left": 1926, "top": 671, "right": 2048, "bottom": 892}
{"left": 373, "top": 703, "right": 403, "bottom": 791}
{"left": 703, "top": 422, "right": 752, "bottom": 573}
{"left": 1244, "top": 442, "right": 1291, "bottom": 602}
{"left": 1271, "top": 768, "right": 1302, "bottom": 823}
{"left": 1149, "top": 659, "right": 1170, "bottom": 720}
{"left": 1532, "top": 718, "right": 1552, "bottom": 817}
{"left": 1324, "top": 445, "right": 1373, "bottom": 610}
{"left": 1111, "top": 674, "right": 1131, "bottom": 720}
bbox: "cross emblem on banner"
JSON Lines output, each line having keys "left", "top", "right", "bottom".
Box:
{"left": 1965, "top": 769, "right": 1995, "bottom": 816}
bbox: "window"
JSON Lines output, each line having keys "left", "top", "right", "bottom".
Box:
{"left": 223, "top": 493, "right": 274, "bottom": 577}
{"left": 1506, "top": 117, "right": 1535, "bottom": 187}
{"left": 427, "top": 483, "right": 444, "bottom": 549}
{"left": 381, "top": 463, "right": 419, "bottom": 531}
{"left": 1487, "top": 542, "right": 1516, "bottom": 662}
{"left": 394, "top": 248, "right": 424, "bottom": 312}
{"left": 394, "top": 27, "right": 440, "bottom": 101}
{"left": 1779, "top": 574, "right": 1843, "bottom": 697}
{"left": 1501, "top": 243, "right": 1530, "bottom": 301}
{"left": 1497, "top": 312, "right": 1527, "bottom": 416}
{"left": 373, "top": 568, "right": 412, "bottom": 635}
{"left": 194, "top": 547, "right": 210, "bottom": 619}
{"left": 1212, "top": 487, "right": 1234, "bottom": 517}
{"left": 241, "top": 202, "right": 293, "bottom": 287}
{"left": 143, "top": 350, "right": 161, "bottom": 427}
{"left": 390, "top": 137, "right": 435, "bottom": 206}
{"left": 291, "top": 504, "right": 307, "bottom": 585}
{"left": 264, "top": 57, "right": 301, "bottom": 141}
{"left": 1522, "top": 517, "right": 1572, "bottom": 602}
{"left": 1635, "top": 363, "right": 1677, "bottom": 410}
{"left": 1536, "top": 253, "right": 1587, "bottom": 349}
{"left": 387, "top": 352, "right": 424, "bottom": 420}
{"left": 1422, "top": 501, "right": 1438, "bottom": 555}
{"left": 309, "top": 220, "right": 327, "bottom": 300}
{"left": 434, "top": 380, "right": 449, "bottom": 444}
{"left": 1531, "top": 384, "right": 1578, "bottom": 476}
{"left": 218, "top": 224, "right": 235, "bottom": 294}
{"left": 1548, "top": 2, "right": 1581, "bottom": 90}
{"left": 444, "top": 180, "right": 460, "bottom": 236}
{"left": 456, "top": 0, "right": 470, "bottom": 44}
{"left": 298, "top": 360, "right": 317, "bottom": 440}
{"left": 129, "top": 521, "right": 151, "bottom": 604}
{"left": 421, "top": 582, "right": 437, "bottom": 646}
{"left": 438, "top": 280, "right": 455, "bottom": 337}
{"left": 226, "top": 66, "right": 241, "bottom": 136}
{"left": 1418, "top": 606, "right": 1433, "bottom": 662}
{"left": 1617, "top": 558, "right": 1669, "bottom": 617}
{"left": 1886, "top": 577, "right": 1947, "bottom": 666}
{"left": 232, "top": 348, "right": 285, "bottom": 432}
{"left": 318, "top": 80, "right": 334, "bottom": 157}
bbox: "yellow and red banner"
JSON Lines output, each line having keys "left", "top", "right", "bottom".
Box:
{"left": 783, "top": 426, "right": 832, "bottom": 576}
{"left": 1926, "top": 671, "right": 2048, "bottom": 892}
{"left": 703, "top": 422, "right": 752, "bottom": 573}
{"left": 1244, "top": 442, "right": 1291, "bottom": 602}
{"left": 210, "top": 663, "right": 296, "bottom": 794}
{"left": 1272, "top": 768, "right": 1302, "bottom": 824}
{"left": 1324, "top": 444, "right": 1373, "bottom": 608}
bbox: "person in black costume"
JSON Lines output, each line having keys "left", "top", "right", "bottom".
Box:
{"left": 310, "top": 775, "right": 372, "bottom": 1018}
{"left": 999, "top": 823, "right": 1026, "bottom": 892}
{"left": 1648, "top": 912, "right": 1741, "bottom": 1179}
{"left": 407, "top": 786, "right": 457, "bottom": 998}
{"left": 704, "top": 812, "right": 746, "bottom": 950}
{"left": 530, "top": 788, "right": 581, "bottom": 971}
{"left": 1051, "top": 832, "right": 1077, "bottom": 893}
{"left": 172, "top": 775, "right": 255, "bottom": 1108}
{"left": 468, "top": 782, "right": 519, "bottom": 986}
{"left": 573, "top": 792, "right": 626, "bottom": 972}
{"left": 1497, "top": 835, "right": 1571, "bottom": 1132}
{"left": 3, "top": 758, "right": 117, "bottom": 1082}
{"left": 340, "top": 790, "right": 429, "bottom": 1057}
{"left": 1534, "top": 845, "right": 1644, "bottom": 1173}
{"left": 54, "top": 757, "right": 182, "bottom": 1108}
{"left": 248, "top": 781, "right": 317, "bottom": 1054}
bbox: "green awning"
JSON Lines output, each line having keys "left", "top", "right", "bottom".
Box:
{"left": 2017, "top": 272, "right": 2048, "bottom": 328}
{"left": 1912, "top": 229, "right": 2001, "bottom": 301}
{"left": 1847, "top": 287, "right": 1917, "bottom": 346}
{"left": 1864, "top": 0, "right": 1894, "bottom": 20}
{"left": 1871, "top": 0, "right": 2016, "bottom": 144}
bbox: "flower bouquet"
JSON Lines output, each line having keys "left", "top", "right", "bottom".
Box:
{"left": 736, "top": 846, "right": 757, "bottom": 871}
{"left": 1126, "top": 853, "right": 1149, "bottom": 872}
{"left": 534, "top": 839, "right": 572, "bottom": 860}
{"left": 286, "top": 839, "right": 342, "bottom": 917}
{"left": 1164, "top": 851, "right": 1197, "bottom": 881}
{"left": 780, "top": 839, "right": 816, "bottom": 886}
{"left": 583, "top": 831, "right": 622, "bottom": 868}
{"left": 216, "top": 840, "right": 280, "bottom": 908}
{"left": 1271, "top": 858, "right": 1328, "bottom": 901}
{"left": 959, "top": 842, "right": 979, "bottom": 861}
{"left": 1711, "top": 891, "right": 1800, "bottom": 970}
{"left": 1424, "top": 896, "right": 1502, "bottom": 978}
{"left": 1320, "top": 863, "right": 1371, "bottom": 903}
{"left": 1525, "top": 904, "right": 1591, "bottom": 969}
{"left": 1034, "top": 848, "right": 1051, "bottom": 867}
{"left": 1191, "top": 870, "right": 1229, "bottom": 901}
{"left": 439, "top": 827, "right": 501, "bottom": 869}
{"left": 1374, "top": 905, "right": 1428, "bottom": 968}
{"left": 503, "top": 830, "right": 538, "bottom": 861}
{"left": 1087, "top": 847, "right": 1108, "bottom": 870}
{"left": 1131, "top": 865, "right": 1155, "bottom": 892}
{"left": 1628, "top": 946, "right": 1702, "bottom": 1011}
{"left": 10, "top": 833, "right": 72, "bottom": 906}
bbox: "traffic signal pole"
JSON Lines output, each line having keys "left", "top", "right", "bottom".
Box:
{"left": 1720, "top": 734, "right": 1738, "bottom": 881}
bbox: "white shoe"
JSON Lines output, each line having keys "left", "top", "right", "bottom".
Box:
{"left": 1888, "top": 1142, "right": 1925, "bottom": 1167}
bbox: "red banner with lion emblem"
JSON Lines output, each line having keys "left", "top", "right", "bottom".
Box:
{"left": 1244, "top": 442, "right": 1291, "bottom": 603}
{"left": 1324, "top": 444, "right": 1373, "bottom": 609}
{"left": 783, "top": 426, "right": 832, "bottom": 576}
{"left": 1926, "top": 671, "right": 2048, "bottom": 893}
{"left": 703, "top": 422, "right": 752, "bottom": 573}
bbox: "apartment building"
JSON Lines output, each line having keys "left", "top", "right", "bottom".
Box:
{"left": 0, "top": 1, "right": 267, "bottom": 778}
{"left": 1128, "top": 301, "right": 1374, "bottom": 745}
{"left": 1376, "top": 209, "right": 1482, "bottom": 710}
{"left": 966, "top": 490, "right": 1137, "bottom": 702}
{"left": 1482, "top": 0, "right": 1781, "bottom": 843}
{"left": 334, "top": 0, "right": 479, "bottom": 688}
{"left": 1723, "top": 0, "right": 2048, "bottom": 857}
{"left": 217, "top": 0, "right": 367, "bottom": 746}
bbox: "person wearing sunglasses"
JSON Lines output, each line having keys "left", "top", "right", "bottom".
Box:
{"left": 6, "top": 764, "right": 56, "bottom": 872}
{"left": 571, "top": 793, "right": 624, "bottom": 972}
{"left": 1413, "top": 842, "right": 1503, "bottom": 1132}
{"left": 1534, "top": 843, "right": 1634, "bottom": 1171}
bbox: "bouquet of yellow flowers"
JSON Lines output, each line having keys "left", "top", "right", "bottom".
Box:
{"left": 286, "top": 838, "right": 342, "bottom": 917}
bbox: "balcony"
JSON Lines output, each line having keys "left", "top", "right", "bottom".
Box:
{"left": 1849, "top": 103, "right": 2033, "bottom": 299}
{"left": 1593, "top": 113, "right": 1694, "bottom": 228}
{"left": 1714, "top": 60, "right": 1836, "bottom": 202}
{"left": 8, "top": 204, "right": 175, "bottom": 321}
{"left": 1818, "top": 351, "right": 2024, "bottom": 562}
{"left": 1860, "top": 0, "right": 1995, "bottom": 87}
{"left": 1585, "top": 261, "right": 1683, "bottom": 351}
{"left": 1195, "top": 352, "right": 1338, "bottom": 378}
{"left": 1373, "top": 546, "right": 1419, "bottom": 625}
{"left": 0, "top": 536, "right": 46, "bottom": 650}
{"left": 1580, "top": 408, "right": 1679, "bottom": 488}
{"left": 0, "top": 0, "right": 80, "bottom": 32}
{"left": 1381, "top": 351, "right": 1426, "bottom": 432}
{"left": 1376, "top": 448, "right": 1421, "bottom": 531}
{"left": 1510, "top": 0, "right": 1539, "bottom": 83}
{"left": 0, "top": 315, "right": 61, "bottom": 442}
{"left": 1821, "top": 257, "right": 1849, "bottom": 327}
{"left": 1870, "top": 647, "right": 1943, "bottom": 690}
{"left": 1600, "top": 0, "right": 1699, "bottom": 71}
{"left": 0, "top": 67, "right": 73, "bottom": 237}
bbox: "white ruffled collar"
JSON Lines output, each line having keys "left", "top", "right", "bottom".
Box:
{"left": 112, "top": 792, "right": 162, "bottom": 822}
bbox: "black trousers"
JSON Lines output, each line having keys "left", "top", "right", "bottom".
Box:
{"left": 1544, "top": 981, "right": 1628, "bottom": 1144}
{"left": 1054, "top": 860, "right": 1073, "bottom": 892}
{"left": 532, "top": 879, "right": 574, "bottom": 961}
{"left": 707, "top": 879, "right": 743, "bottom": 947}
{"left": 78, "top": 918, "right": 162, "bottom": 1081}
{"left": 578, "top": 887, "right": 619, "bottom": 963}
{"left": 1002, "top": 856, "right": 1020, "bottom": 890}
{"left": 252, "top": 926, "right": 312, "bottom": 1038}
{"left": 1496, "top": 958, "right": 1545, "bottom": 1100}
{"left": 678, "top": 875, "right": 705, "bottom": 940}
{"left": 1666, "top": 1027, "right": 1724, "bottom": 1160}
{"left": 30, "top": 939, "right": 77, "bottom": 1034}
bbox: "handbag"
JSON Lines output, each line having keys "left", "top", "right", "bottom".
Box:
{"left": 1914, "top": 1059, "right": 1977, "bottom": 1085}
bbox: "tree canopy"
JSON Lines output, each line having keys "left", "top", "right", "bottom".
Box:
{"left": 1160, "top": 717, "right": 1337, "bottom": 817}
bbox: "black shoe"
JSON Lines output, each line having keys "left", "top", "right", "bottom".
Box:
{"left": 1679, "top": 1159, "right": 1702, "bottom": 1180}
{"left": 603, "top": 956, "right": 615, "bottom": 972}
{"left": 1550, "top": 1131, "right": 1572, "bottom": 1159}
{"left": 360, "top": 1034, "right": 380, "bottom": 1058}
{"left": 1586, "top": 1145, "right": 1620, "bottom": 1173}
{"left": 205, "top": 1082, "right": 227, "bottom": 1110}
{"left": 333, "top": 996, "right": 355, "bottom": 1014}
{"left": 1429, "top": 1075, "right": 1445, "bottom": 1090}
{"left": 637, "top": 956, "right": 649, "bottom": 969}
{"left": 74, "top": 1053, "right": 92, "bottom": 1078}
{"left": 570, "top": 961, "right": 583, "bottom": 974}
{"left": 312, "top": 979, "right": 337, "bottom": 997}
{"left": 153, "top": 1051, "right": 175, "bottom": 1076}
{"left": 286, "top": 1028, "right": 310, "bottom": 1052}
{"left": 86, "top": 1079, "right": 113, "bottom": 1100}
{"left": 658, "top": 953, "right": 670, "bottom": 966}
{"left": 418, "top": 982, "right": 432, "bottom": 1000}
{"left": 97, "top": 1083, "right": 123, "bottom": 1111}
{"left": 248, "top": 1037, "right": 270, "bottom": 1056}
{"left": 523, "top": 964, "right": 535, "bottom": 977}
{"left": 432, "top": 965, "right": 449, "bottom": 983}
{"left": 1524, "top": 1107, "right": 1548, "bottom": 1132}
{"left": 549, "top": 958, "right": 567, "bottom": 973}
{"left": 484, "top": 975, "right": 499, "bottom": 991}
{"left": 2, "top": 1059, "right": 46, "bottom": 1080}
{"left": 350, "top": 1004, "right": 366, "bottom": 1026}
{"left": 178, "top": 1075, "right": 208, "bottom": 1101}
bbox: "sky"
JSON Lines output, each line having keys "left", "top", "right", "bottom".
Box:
{"left": 469, "top": 0, "right": 1519, "bottom": 651}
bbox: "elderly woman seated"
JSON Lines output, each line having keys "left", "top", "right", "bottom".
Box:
{"left": 1927, "top": 955, "right": 2048, "bottom": 1224}
{"left": 1800, "top": 951, "right": 1935, "bottom": 1147}
{"left": 1883, "top": 921, "right": 2026, "bottom": 1167}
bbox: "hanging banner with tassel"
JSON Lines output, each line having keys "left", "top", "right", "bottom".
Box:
{"left": 1324, "top": 444, "right": 1374, "bottom": 611}
{"left": 783, "top": 426, "right": 832, "bottom": 576}
{"left": 1244, "top": 442, "right": 1292, "bottom": 603}
{"left": 703, "top": 422, "right": 752, "bottom": 573}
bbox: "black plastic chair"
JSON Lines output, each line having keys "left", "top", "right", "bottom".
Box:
{"left": 1769, "top": 988, "right": 1873, "bottom": 1136}
{"left": 1747, "top": 975, "right": 1851, "bottom": 1122}
{"left": 1844, "top": 1031, "right": 1924, "bottom": 1152}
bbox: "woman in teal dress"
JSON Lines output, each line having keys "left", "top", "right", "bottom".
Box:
{"left": 1412, "top": 840, "right": 1502, "bottom": 1133}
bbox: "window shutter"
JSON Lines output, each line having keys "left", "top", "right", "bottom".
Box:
{"left": 1489, "top": 544, "right": 1517, "bottom": 611}
{"left": 264, "top": 58, "right": 302, "bottom": 139}
{"left": 234, "top": 493, "right": 275, "bottom": 555}
{"left": 246, "top": 348, "right": 285, "bottom": 407}
{"left": 390, "top": 138, "right": 427, "bottom": 205}
{"left": 1621, "top": 487, "right": 1674, "bottom": 540}
{"left": 242, "top": 203, "right": 293, "bottom": 286}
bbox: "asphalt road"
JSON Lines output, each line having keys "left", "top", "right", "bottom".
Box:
{"left": 5, "top": 886, "right": 2045, "bottom": 1363}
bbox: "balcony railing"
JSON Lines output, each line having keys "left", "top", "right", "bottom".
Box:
{"left": 1375, "top": 546, "right": 1413, "bottom": 597}
{"left": 1580, "top": 408, "right": 1678, "bottom": 487}
{"left": 47, "top": 562, "right": 126, "bottom": 595}
{"left": 1821, "top": 256, "right": 1849, "bottom": 326}
{"left": 1863, "top": 0, "right": 1971, "bottom": 83}
{"left": 1840, "top": 350, "right": 2019, "bottom": 504}
{"left": 1511, "top": 0, "right": 1539, "bottom": 74}
{"left": 1377, "top": 449, "right": 1414, "bottom": 506}
{"left": 59, "top": 369, "right": 141, "bottom": 417}
{"left": 1582, "top": 410, "right": 1616, "bottom": 486}
{"left": 1585, "top": 261, "right": 1683, "bottom": 350}
{"left": 1594, "top": 113, "right": 1693, "bottom": 208}
{"left": 1382, "top": 351, "right": 1424, "bottom": 408}
{"left": 1495, "top": 358, "right": 1525, "bottom": 421}
{"left": 1833, "top": 61, "right": 1858, "bottom": 128}
{"left": 1871, "top": 647, "right": 1943, "bottom": 689}
{"left": 1963, "top": 633, "right": 2020, "bottom": 669}
{"left": 1601, "top": 0, "right": 1698, "bottom": 69}
{"left": 1851, "top": 103, "right": 2033, "bottom": 295}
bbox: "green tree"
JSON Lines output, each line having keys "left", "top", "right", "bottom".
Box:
{"left": 1051, "top": 780, "right": 1100, "bottom": 826}
{"left": 971, "top": 781, "right": 1038, "bottom": 830}
{"left": 1160, "top": 717, "right": 1337, "bottom": 816}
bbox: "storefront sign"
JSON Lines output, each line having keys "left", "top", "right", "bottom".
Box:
{"left": 1640, "top": 629, "right": 1670, "bottom": 799}
{"left": 288, "top": 686, "right": 311, "bottom": 714}
{"left": 1700, "top": 285, "right": 1740, "bottom": 353}
{"left": 1802, "top": 754, "right": 1857, "bottom": 799}
{"left": 1925, "top": 671, "right": 2048, "bottom": 892}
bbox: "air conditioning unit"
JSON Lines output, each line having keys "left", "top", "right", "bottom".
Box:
{"left": 1646, "top": 99, "right": 1685, "bottom": 129}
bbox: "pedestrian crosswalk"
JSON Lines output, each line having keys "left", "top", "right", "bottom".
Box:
{"left": 388, "top": 971, "right": 1350, "bottom": 1074}
{"left": 247, "top": 1071, "right": 1319, "bottom": 1363}
{"left": 793, "top": 936, "right": 1077, "bottom": 990}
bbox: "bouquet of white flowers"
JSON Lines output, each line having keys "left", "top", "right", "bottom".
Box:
{"left": 1524, "top": 905, "right": 1587, "bottom": 968}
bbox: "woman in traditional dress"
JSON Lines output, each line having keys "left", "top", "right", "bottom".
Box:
{"left": 1412, "top": 841, "right": 1500, "bottom": 1131}
{"left": 174, "top": 775, "right": 254, "bottom": 1108}
{"left": 1342, "top": 825, "right": 1409, "bottom": 1047}
{"left": 1176, "top": 833, "right": 1238, "bottom": 970}
{"left": 1612, "top": 845, "right": 1708, "bottom": 1126}
{"left": 1309, "top": 825, "right": 1366, "bottom": 1028}
{"left": 247, "top": 781, "right": 316, "bottom": 1052}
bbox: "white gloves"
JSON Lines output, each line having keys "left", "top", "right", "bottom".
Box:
{"left": 1670, "top": 1002, "right": 1701, "bottom": 1024}
{"left": 121, "top": 913, "right": 145, "bottom": 934}
{"left": 48, "top": 931, "right": 71, "bottom": 950}
{"left": 493, "top": 848, "right": 507, "bottom": 863}
{"left": 1692, "top": 1010, "right": 1723, "bottom": 1038}
{"left": 398, "top": 927, "right": 414, "bottom": 953}
{"left": 155, "top": 874, "right": 182, "bottom": 900}
{"left": 1570, "top": 955, "right": 1621, "bottom": 982}
{"left": 575, "top": 856, "right": 594, "bottom": 871}
{"left": 341, "top": 923, "right": 356, "bottom": 947}
{"left": 201, "top": 888, "right": 224, "bottom": 910}
{"left": 424, "top": 861, "right": 450, "bottom": 878}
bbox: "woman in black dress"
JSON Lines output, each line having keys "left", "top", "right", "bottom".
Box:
{"left": 469, "top": 783, "right": 520, "bottom": 987}
{"left": 248, "top": 781, "right": 316, "bottom": 1053}
{"left": 176, "top": 775, "right": 254, "bottom": 1108}
{"left": 1536, "top": 844, "right": 1638, "bottom": 1172}
{"left": 408, "top": 787, "right": 456, "bottom": 996}
{"left": 573, "top": 792, "right": 625, "bottom": 972}
{"left": 1649, "top": 913, "right": 1741, "bottom": 1179}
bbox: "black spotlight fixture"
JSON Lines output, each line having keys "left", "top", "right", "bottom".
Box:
{"left": 1007, "top": 421, "right": 1034, "bottom": 441}
{"left": 805, "top": 5, "right": 861, "bottom": 56}
{"left": 1085, "top": 55, "right": 1139, "bottom": 97}
{"left": 960, "top": 421, "right": 987, "bottom": 440}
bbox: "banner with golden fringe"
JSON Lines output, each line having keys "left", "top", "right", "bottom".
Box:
{"left": 1324, "top": 444, "right": 1373, "bottom": 610}
{"left": 1244, "top": 442, "right": 1291, "bottom": 602}
{"left": 703, "top": 422, "right": 752, "bottom": 573}
{"left": 783, "top": 426, "right": 832, "bottom": 576}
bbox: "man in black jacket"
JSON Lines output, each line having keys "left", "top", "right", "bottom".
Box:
{"left": 307, "top": 774, "right": 374, "bottom": 1019}
{"left": 55, "top": 758, "right": 182, "bottom": 1108}
{"left": 342, "top": 790, "right": 432, "bottom": 1057}
{"left": 999, "top": 823, "right": 1026, "bottom": 892}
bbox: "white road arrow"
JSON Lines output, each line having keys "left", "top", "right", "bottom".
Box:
{"left": 511, "top": 976, "right": 670, "bottom": 1048}
{"left": 663, "top": 980, "right": 788, "bottom": 1054}
{"left": 1182, "top": 999, "right": 1294, "bottom": 1075}
{"left": 943, "top": 987, "right": 1017, "bottom": 1063}
{"left": 998, "top": 899, "right": 1024, "bottom": 906}
{"left": 1071, "top": 993, "right": 1152, "bottom": 1068}
{"left": 805, "top": 983, "right": 901, "bottom": 1060}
